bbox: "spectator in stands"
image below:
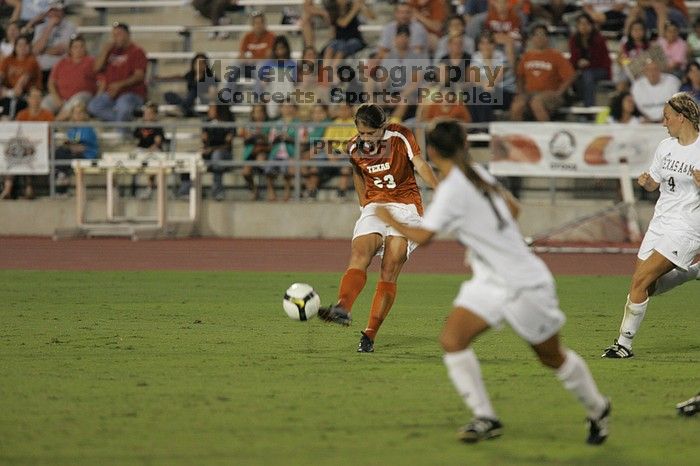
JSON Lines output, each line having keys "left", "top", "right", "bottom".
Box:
{"left": 266, "top": 99, "right": 301, "bottom": 202}
{"left": 511, "top": 23, "right": 576, "bottom": 121}
{"left": 597, "top": 90, "right": 643, "bottom": 123}
{"left": 132, "top": 102, "right": 165, "bottom": 199}
{"left": 531, "top": 0, "right": 581, "bottom": 29}
{"left": 417, "top": 63, "right": 472, "bottom": 124}
{"left": 377, "top": 24, "right": 430, "bottom": 121}
{"left": 239, "top": 11, "right": 275, "bottom": 74}
{"left": 409, "top": 0, "right": 449, "bottom": 51}
{"left": 300, "top": 0, "right": 331, "bottom": 47}
{"left": 631, "top": 58, "right": 680, "bottom": 122}
{"left": 581, "top": 0, "right": 627, "bottom": 34}
{"left": 323, "top": 0, "right": 375, "bottom": 68}
{"left": 42, "top": 35, "right": 95, "bottom": 121}
{"left": 241, "top": 104, "right": 270, "bottom": 200}
{"left": 0, "top": 87, "right": 52, "bottom": 199}
{"left": 569, "top": 13, "right": 611, "bottom": 107}
{"left": 463, "top": 0, "right": 489, "bottom": 38}
{"left": 376, "top": 1, "right": 429, "bottom": 60}
{"left": 687, "top": 16, "right": 700, "bottom": 59}
{"left": 300, "top": 103, "right": 332, "bottom": 200}
{"left": 163, "top": 53, "right": 218, "bottom": 117}
{"left": 257, "top": 35, "right": 297, "bottom": 119}
{"left": 628, "top": 0, "right": 688, "bottom": 31}
{"left": 296, "top": 46, "right": 330, "bottom": 121}
{"left": 657, "top": 20, "right": 687, "bottom": 77}
{"left": 192, "top": 0, "right": 232, "bottom": 40}
{"left": 1, "top": 21, "right": 20, "bottom": 58}
{"left": 88, "top": 22, "right": 147, "bottom": 128}
{"left": 438, "top": 32, "right": 472, "bottom": 91}
{"left": 321, "top": 101, "right": 353, "bottom": 199}
{"left": 9, "top": 0, "right": 50, "bottom": 24}
{"left": 54, "top": 102, "right": 99, "bottom": 194}
{"left": 618, "top": 19, "right": 651, "bottom": 71}
{"left": 15, "top": 86, "right": 53, "bottom": 121}
{"left": 433, "top": 14, "right": 476, "bottom": 64}
{"left": 30, "top": 0, "right": 76, "bottom": 85}
{"left": 470, "top": 30, "right": 516, "bottom": 122}
{"left": 680, "top": 61, "right": 700, "bottom": 102}
{"left": 0, "top": 34, "right": 41, "bottom": 119}
{"left": 466, "top": 0, "right": 530, "bottom": 41}
{"left": 201, "top": 104, "right": 234, "bottom": 201}
{"left": 485, "top": 0, "right": 523, "bottom": 44}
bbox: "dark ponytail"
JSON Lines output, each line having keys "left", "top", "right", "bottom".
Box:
{"left": 426, "top": 120, "right": 497, "bottom": 194}
{"left": 354, "top": 103, "right": 387, "bottom": 129}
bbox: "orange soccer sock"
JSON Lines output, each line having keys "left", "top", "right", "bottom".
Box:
{"left": 363, "top": 281, "right": 397, "bottom": 341}
{"left": 337, "top": 268, "right": 367, "bottom": 312}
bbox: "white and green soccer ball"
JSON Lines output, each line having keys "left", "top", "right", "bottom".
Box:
{"left": 282, "top": 283, "right": 320, "bottom": 321}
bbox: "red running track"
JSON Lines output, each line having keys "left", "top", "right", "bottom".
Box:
{"left": 0, "top": 237, "right": 635, "bottom": 275}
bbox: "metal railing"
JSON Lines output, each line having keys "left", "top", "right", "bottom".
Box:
{"left": 46, "top": 120, "right": 490, "bottom": 200}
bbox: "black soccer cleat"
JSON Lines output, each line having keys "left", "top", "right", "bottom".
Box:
{"left": 357, "top": 331, "right": 374, "bottom": 353}
{"left": 601, "top": 340, "right": 634, "bottom": 359}
{"left": 676, "top": 393, "right": 700, "bottom": 417}
{"left": 586, "top": 399, "right": 611, "bottom": 445}
{"left": 457, "top": 418, "right": 503, "bottom": 443}
{"left": 318, "top": 304, "right": 352, "bottom": 326}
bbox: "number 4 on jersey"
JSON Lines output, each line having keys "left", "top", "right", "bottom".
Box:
{"left": 373, "top": 174, "right": 397, "bottom": 189}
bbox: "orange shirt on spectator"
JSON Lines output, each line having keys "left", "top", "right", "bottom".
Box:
{"left": 239, "top": 31, "right": 276, "bottom": 60}
{"left": 421, "top": 102, "right": 472, "bottom": 123}
{"left": 409, "top": 0, "right": 448, "bottom": 35}
{"left": 16, "top": 108, "right": 55, "bottom": 121}
{"left": 517, "top": 49, "right": 575, "bottom": 93}
{"left": 0, "top": 55, "right": 42, "bottom": 90}
{"left": 50, "top": 55, "right": 97, "bottom": 101}
{"left": 486, "top": 5, "right": 521, "bottom": 35}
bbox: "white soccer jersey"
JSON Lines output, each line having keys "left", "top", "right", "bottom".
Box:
{"left": 422, "top": 165, "right": 553, "bottom": 288}
{"left": 648, "top": 136, "right": 700, "bottom": 232}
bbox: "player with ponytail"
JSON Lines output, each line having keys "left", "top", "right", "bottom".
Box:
{"left": 376, "top": 119, "right": 611, "bottom": 445}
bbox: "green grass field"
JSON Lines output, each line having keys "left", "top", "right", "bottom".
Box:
{"left": 0, "top": 270, "right": 697, "bottom": 466}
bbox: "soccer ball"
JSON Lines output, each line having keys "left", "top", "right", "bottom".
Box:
{"left": 282, "top": 283, "right": 320, "bottom": 321}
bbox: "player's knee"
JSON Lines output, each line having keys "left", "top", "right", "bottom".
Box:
{"left": 379, "top": 261, "right": 403, "bottom": 281}
{"left": 535, "top": 349, "right": 564, "bottom": 369}
{"left": 440, "top": 328, "right": 470, "bottom": 352}
{"left": 630, "top": 270, "right": 654, "bottom": 294}
{"left": 349, "top": 250, "right": 372, "bottom": 269}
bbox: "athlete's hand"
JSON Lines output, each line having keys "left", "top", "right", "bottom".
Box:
{"left": 693, "top": 169, "right": 700, "bottom": 187}
{"left": 375, "top": 206, "right": 393, "bottom": 225}
{"left": 638, "top": 172, "right": 653, "bottom": 189}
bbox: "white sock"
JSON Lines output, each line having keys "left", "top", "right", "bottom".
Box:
{"left": 443, "top": 348, "right": 497, "bottom": 420}
{"left": 556, "top": 349, "right": 607, "bottom": 419}
{"left": 617, "top": 295, "right": 649, "bottom": 348}
{"left": 652, "top": 263, "right": 700, "bottom": 296}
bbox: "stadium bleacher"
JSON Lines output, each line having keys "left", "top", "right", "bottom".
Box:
{"left": 1, "top": 0, "right": 698, "bottom": 202}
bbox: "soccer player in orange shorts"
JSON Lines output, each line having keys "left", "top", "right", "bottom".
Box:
{"left": 318, "top": 104, "right": 438, "bottom": 352}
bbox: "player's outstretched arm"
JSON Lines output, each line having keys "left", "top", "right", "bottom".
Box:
{"left": 637, "top": 172, "right": 660, "bottom": 192}
{"left": 375, "top": 206, "right": 434, "bottom": 245}
{"left": 412, "top": 154, "right": 439, "bottom": 189}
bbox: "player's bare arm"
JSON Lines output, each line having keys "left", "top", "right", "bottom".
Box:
{"left": 352, "top": 164, "right": 367, "bottom": 206}
{"left": 375, "top": 206, "right": 434, "bottom": 245}
{"left": 637, "top": 172, "right": 660, "bottom": 192}
{"left": 412, "top": 154, "right": 439, "bottom": 189}
{"left": 693, "top": 169, "right": 700, "bottom": 187}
